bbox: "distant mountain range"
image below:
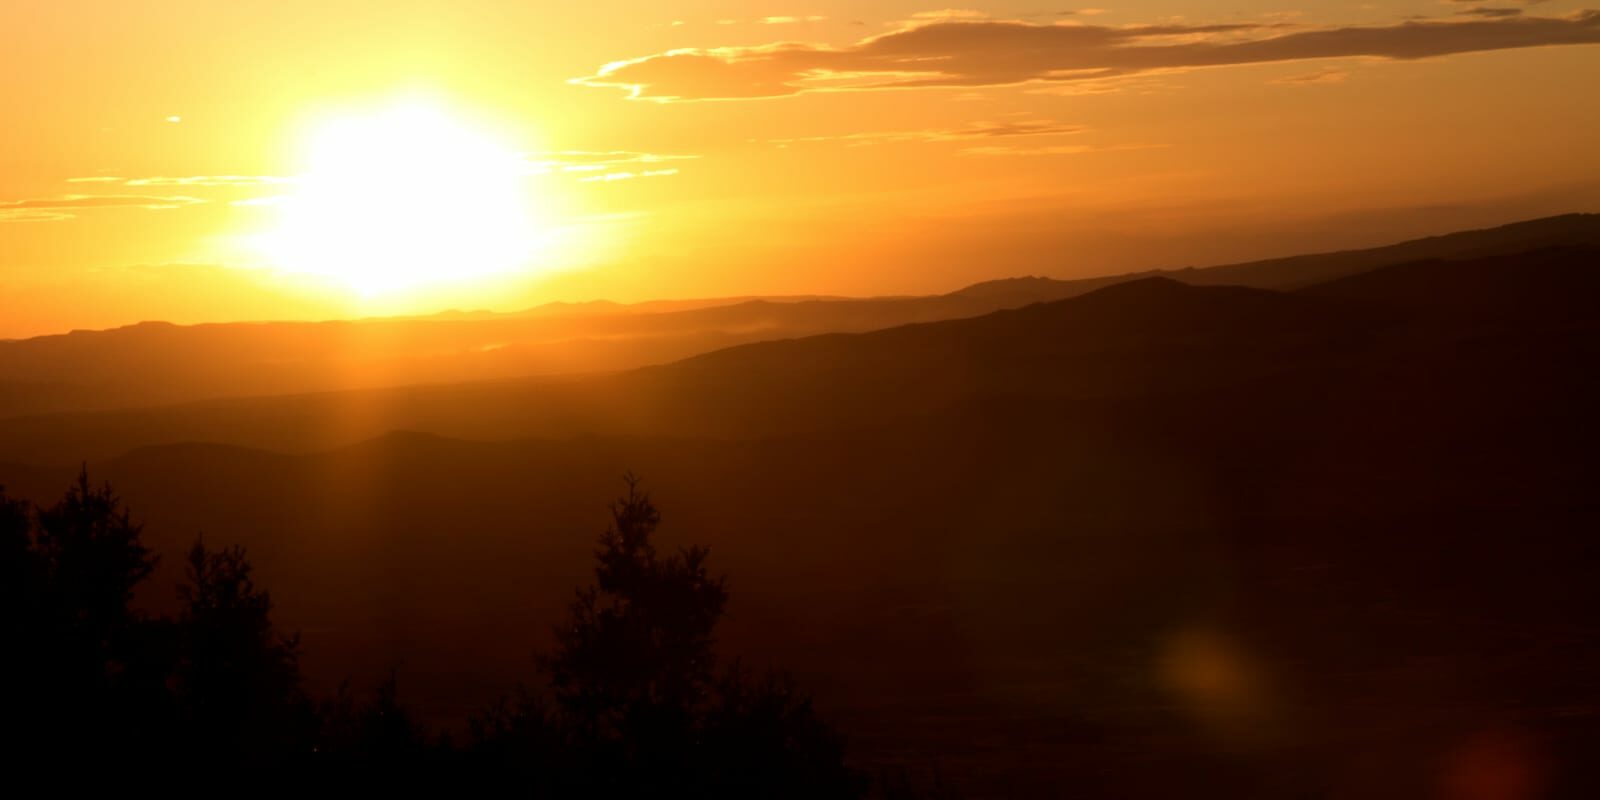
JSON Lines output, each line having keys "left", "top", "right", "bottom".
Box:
{"left": 1, "top": 238, "right": 1596, "bottom": 795}
{"left": 2, "top": 241, "right": 1594, "bottom": 465}
{"left": 2, "top": 212, "right": 1595, "bottom": 419}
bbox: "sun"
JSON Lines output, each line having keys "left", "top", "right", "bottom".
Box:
{"left": 257, "top": 101, "right": 545, "bottom": 296}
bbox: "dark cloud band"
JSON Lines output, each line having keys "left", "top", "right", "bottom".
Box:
{"left": 576, "top": 12, "right": 1600, "bottom": 101}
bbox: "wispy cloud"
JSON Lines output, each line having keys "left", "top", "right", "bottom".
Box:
{"left": 910, "top": 9, "right": 991, "bottom": 21}
{"left": 1456, "top": 7, "right": 1525, "bottom": 18}
{"left": 68, "top": 175, "right": 292, "bottom": 187}
{"left": 0, "top": 209, "right": 76, "bottom": 222}
{"left": 1273, "top": 67, "right": 1352, "bottom": 84}
{"left": 576, "top": 11, "right": 1600, "bottom": 101}
{"left": 960, "top": 144, "right": 1098, "bottom": 156}
{"left": 523, "top": 150, "right": 698, "bottom": 177}
{"left": 0, "top": 194, "right": 204, "bottom": 222}
{"left": 126, "top": 175, "right": 292, "bottom": 187}
{"left": 576, "top": 168, "right": 682, "bottom": 183}
{"left": 959, "top": 142, "right": 1166, "bottom": 156}
{"left": 59, "top": 155, "right": 693, "bottom": 197}
{"left": 769, "top": 119, "right": 1086, "bottom": 147}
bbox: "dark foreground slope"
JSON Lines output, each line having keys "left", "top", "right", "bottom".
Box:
{"left": 2, "top": 247, "right": 1598, "bottom": 796}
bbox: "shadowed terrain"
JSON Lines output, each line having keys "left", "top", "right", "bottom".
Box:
{"left": 3, "top": 242, "right": 1597, "bottom": 795}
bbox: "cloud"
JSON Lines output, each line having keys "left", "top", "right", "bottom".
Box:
{"left": 527, "top": 150, "right": 697, "bottom": 167}
{"left": 1457, "top": 7, "right": 1525, "bottom": 18}
{"left": 766, "top": 120, "right": 1168, "bottom": 158}
{"left": 577, "top": 168, "right": 681, "bottom": 183}
{"left": 0, "top": 194, "right": 204, "bottom": 222}
{"left": 959, "top": 142, "right": 1166, "bottom": 156}
{"left": 67, "top": 175, "right": 291, "bottom": 188}
{"left": 911, "top": 9, "right": 990, "bottom": 21}
{"left": 124, "top": 175, "right": 292, "bottom": 187}
{"left": 575, "top": 11, "right": 1600, "bottom": 100}
{"left": 0, "top": 209, "right": 75, "bottom": 222}
{"left": 769, "top": 119, "right": 1085, "bottom": 146}
{"left": 761, "top": 16, "right": 827, "bottom": 25}
{"left": 959, "top": 144, "right": 1097, "bottom": 156}
{"left": 2, "top": 194, "right": 203, "bottom": 210}
{"left": 523, "top": 151, "right": 698, "bottom": 182}
{"left": 1273, "top": 67, "right": 1352, "bottom": 84}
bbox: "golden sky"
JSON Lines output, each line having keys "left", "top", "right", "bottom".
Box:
{"left": 3, "top": 0, "right": 1598, "bottom": 337}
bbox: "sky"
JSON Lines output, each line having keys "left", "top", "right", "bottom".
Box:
{"left": 2, "top": 0, "right": 1598, "bottom": 337}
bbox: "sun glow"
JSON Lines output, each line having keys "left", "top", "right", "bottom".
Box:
{"left": 256, "top": 102, "right": 547, "bottom": 296}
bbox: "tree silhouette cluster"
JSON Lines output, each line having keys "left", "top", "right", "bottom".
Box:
{"left": 0, "top": 472, "right": 860, "bottom": 794}
{"left": 3, "top": 471, "right": 319, "bottom": 774}
{"left": 469, "top": 476, "right": 861, "bottom": 796}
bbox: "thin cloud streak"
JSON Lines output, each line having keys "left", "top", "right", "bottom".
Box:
{"left": 3, "top": 194, "right": 204, "bottom": 209}
{"left": 959, "top": 142, "right": 1167, "bottom": 156}
{"left": 768, "top": 120, "right": 1086, "bottom": 147}
{"left": 577, "top": 168, "right": 682, "bottom": 183}
{"left": 127, "top": 176, "right": 293, "bottom": 187}
{"left": 1273, "top": 67, "right": 1352, "bottom": 84}
{"left": 0, "top": 194, "right": 205, "bottom": 222}
{"left": 523, "top": 151, "right": 699, "bottom": 180}
{"left": 68, "top": 175, "right": 291, "bottom": 187}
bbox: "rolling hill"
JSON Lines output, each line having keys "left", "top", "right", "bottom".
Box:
{"left": 2, "top": 213, "right": 1594, "bottom": 421}
{"left": 1, "top": 244, "right": 1596, "bottom": 795}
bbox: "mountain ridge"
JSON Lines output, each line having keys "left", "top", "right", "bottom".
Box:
{"left": 1, "top": 213, "right": 1595, "bottom": 420}
{"left": 6, "top": 245, "right": 1594, "bottom": 465}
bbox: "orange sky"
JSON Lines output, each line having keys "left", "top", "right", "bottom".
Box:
{"left": 3, "top": 0, "right": 1598, "bottom": 338}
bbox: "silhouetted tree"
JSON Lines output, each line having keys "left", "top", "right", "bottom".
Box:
{"left": 466, "top": 689, "right": 565, "bottom": 786}
{"left": 700, "top": 663, "right": 859, "bottom": 797}
{"left": 173, "top": 537, "right": 315, "bottom": 765}
{"left": 18, "top": 469, "right": 174, "bottom": 763}
{"left": 33, "top": 469, "right": 157, "bottom": 665}
{"left": 309, "top": 670, "right": 459, "bottom": 787}
{"left": 546, "top": 475, "right": 727, "bottom": 735}
{"left": 3, "top": 472, "right": 316, "bottom": 771}
{"left": 0, "top": 485, "right": 41, "bottom": 714}
{"left": 0, "top": 484, "right": 36, "bottom": 626}
{"left": 476, "top": 474, "right": 863, "bottom": 797}
{"left": 3, "top": 470, "right": 859, "bottom": 792}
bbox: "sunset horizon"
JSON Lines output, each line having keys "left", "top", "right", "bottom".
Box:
{"left": 6, "top": 2, "right": 1598, "bottom": 338}
{"left": 4, "top": 2, "right": 1599, "bottom": 795}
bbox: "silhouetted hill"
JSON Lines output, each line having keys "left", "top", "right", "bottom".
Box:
{"left": 946, "top": 273, "right": 1140, "bottom": 305}
{"left": 0, "top": 277, "right": 1357, "bottom": 464}
{"left": 1183, "top": 212, "right": 1600, "bottom": 286}
{"left": 1300, "top": 244, "right": 1600, "bottom": 318}
{"left": 3, "top": 214, "right": 1594, "bottom": 420}
{"left": 2, "top": 245, "right": 1597, "bottom": 795}
{"left": 952, "top": 212, "right": 1600, "bottom": 300}
{"left": 4, "top": 245, "right": 1597, "bottom": 465}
